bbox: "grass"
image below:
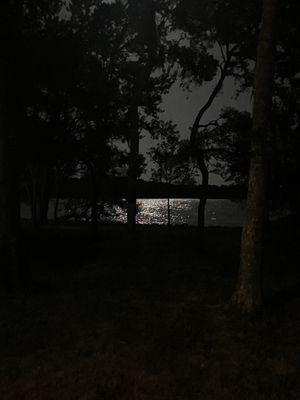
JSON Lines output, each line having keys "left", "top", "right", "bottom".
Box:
{"left": 0, "top": 224, "right": 299, "bottom": 399}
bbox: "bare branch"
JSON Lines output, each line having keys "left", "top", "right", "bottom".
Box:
{"left": 198, "top": 118, "right": 221, "bottom": 130}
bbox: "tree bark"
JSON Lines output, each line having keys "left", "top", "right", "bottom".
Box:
{"left": 232, "top": 0, "right": 278, "bottom": 314}
{"left": 0, "top": 1, "right": 23, "bottom": 291}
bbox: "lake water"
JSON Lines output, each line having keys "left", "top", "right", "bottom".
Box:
{"left": 21, "top": 198, "right": 246, "bottom": 227}
{"left": 110, "top": 199, "right": 246, "bottom": 227}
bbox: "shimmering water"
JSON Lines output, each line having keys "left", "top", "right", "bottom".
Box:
{"left": 101, "top": 199, "right": 246, "bottom": 227}
{"left": 21, "top": 198, "right": 246, "bottom": 227}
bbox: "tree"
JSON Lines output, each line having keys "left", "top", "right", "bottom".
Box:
{"left": 18, "top": 0, "right": 177, "bottom": 234}
{"left": 20, "top": 1, "right": 80, "bottom": 226}
{"left": 206, "top": 102, "right": 299, "bottom": 227}
{"left": 0, "top": 1, "right": 23, "bottom": 290}
{"left": 201, "top": 107, "right": 252, "bottom": 186}
{"left": 70, "top": 0, "right": 148, "bottom": 236}
{"left": 173, "top": 0, "right": 260, "bottom": 234}
{"left": 21, "top": 1, "right": 130, "bottom": 232}
{"left": 232, "top": 0, "right": 278, "bottom": 314}
{"left": 149, "top": 121, "right": 196, "bottom": 228}
{"left": 68, "top": 0, "right": 176, "bottom": 232}
{"left": 124, "top": 0, "right": 170, "bottom": 231}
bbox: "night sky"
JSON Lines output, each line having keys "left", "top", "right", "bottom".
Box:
{"left": 141, "top": 76, "right": 252, "bottom": 184}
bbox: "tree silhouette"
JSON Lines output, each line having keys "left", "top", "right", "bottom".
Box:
{"left": 149, "top": 122, "right": 196, "bottom": 228}
{"left": 0, "top": 1, "right": 24, "bottom": 290}
{"left": 232, "top": 0, "right": 278, "bottom": 314}
{"left": 201, "top": 108, "right": 252, "bottom": 186}
{"left": 20, "top": 2, "right": 80, "bottom": 226}
{"left": 173, "top": 0, "right": 260, "bottom": 235}
{"left": 124, "top": 0, "right": 175, "bottom": 231}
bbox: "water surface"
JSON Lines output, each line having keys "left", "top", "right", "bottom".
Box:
{"left": 21, "top": 198, "right": 246, "bottom": 227}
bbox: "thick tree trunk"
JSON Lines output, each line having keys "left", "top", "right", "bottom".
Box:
{"left": 0, "top": 122, "right": 21, "bottom": 290}
{"left": 0, "top": 1, "right": 23, "bottom": 291}
{"left": 232, "top": 0, "right": 278, "bottom": 314}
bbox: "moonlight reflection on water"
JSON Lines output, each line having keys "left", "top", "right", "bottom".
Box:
{"left": 108, "top": 199, "right": 245, "bottom": 227}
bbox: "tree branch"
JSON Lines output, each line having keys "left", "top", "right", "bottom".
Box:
{"left": 198, "top": 118, "right": 221, "bottom": 130}
{"left": 216, "top": 40, "right": 227, "bottom": 64}
{"left": 190, "top": 66, "right": 228, "bottom": 147}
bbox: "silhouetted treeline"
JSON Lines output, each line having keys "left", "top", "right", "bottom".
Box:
{"left": 1, "top": 0, "right": 300, "bottom": 297}
{"left": 11, "top": 0, "right": 300, "bottom": 231}
{"left": 21, "top": 176, "right": 246, "bottom": 202}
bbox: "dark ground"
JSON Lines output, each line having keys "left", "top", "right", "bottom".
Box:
{"left": 0, "top": 223, "right": 299, "bottom": 399}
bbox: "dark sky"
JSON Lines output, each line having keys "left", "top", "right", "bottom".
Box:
{"left": 141, "top": 76, "right": 252, "bottom": 185}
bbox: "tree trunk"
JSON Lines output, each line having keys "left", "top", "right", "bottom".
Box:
{"left": 167, "top": 197, "right": 171, "bottom": 230}
{"left": 197, "top": 158, "right": 209, "bottom": 238}
{"left": 31, "top": 178, "right": 38, "bottom": 227}
{"left": 39, "top": 195, "right": 50, "bottom": 225}
{"left": 54, "top": 195, "right": 60, "bottom": 223}
{"left": 232, "top": 0, "right": 278, "bottom": 314}
{"left": 127, "top": 102, "right": 139, "bottom": 232}
{"left": 0, "top": 1, "right": 23, "bottom": 291}
{"left": 38, "top": 166, "right": 50, "bottom": 225}
{"left": 53, "top": 169, "right": 61, "bottom": 222}
{"left": 0, "top": 123, "right": 21, "bottom": 291}
{"left": 90, "top": 167, "right": 98, "bottom": 239}
{"left": 190, "top": 64, "right": 228, "bottom": 233}
{"left": 126, "top": 1, "right": 158, "bottom": 232}
{"left": 30, "top": 166, "right": 50, "bottom": 227}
